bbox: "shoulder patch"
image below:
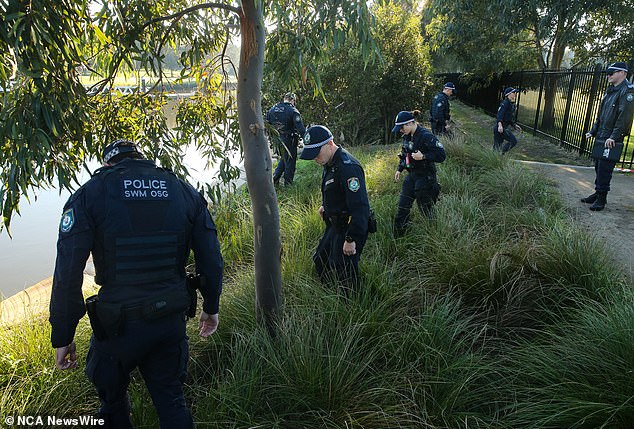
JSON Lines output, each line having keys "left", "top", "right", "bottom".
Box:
{"left": 436, "top": 140, "right": 444, "bottom": 148}
{"left": 627, "top": 93, "right": 633, "bottom": 103}
{"left": 60, "top": 208, "right": 75, "bottom": 233}
{"left": 347, "top": 177, "right": 360, "bottom": 192}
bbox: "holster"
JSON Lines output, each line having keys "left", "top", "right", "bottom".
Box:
{"left": 85, "top": 295, "right": 123, "bottom": 340}
{"left": 185, "top": 274, "right": 206, "bottom": 319}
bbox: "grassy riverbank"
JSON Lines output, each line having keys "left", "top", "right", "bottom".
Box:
{"left": 2, "top": 126, "right": 632, "bottom": 428}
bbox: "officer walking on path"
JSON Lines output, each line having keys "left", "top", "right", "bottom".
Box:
{"left": 493, "top": 87, "right": 522, "bottom": 154}
{"left": 50, "top": 139, "right": 224, "bottom": 429}
{"left": 582, "top": 61, "right": 634, "bottom": 211}
{"left": 266, "top": 92, "right": 306, "bottom": 186}
{"left": 392, "top": 110, "right": 446, "bottom": 238}
{"left": 300, "top": 125, "right": 371, "bottom": 294}
{"left": 430, "top": 82, "right": 455, "bottom": 135}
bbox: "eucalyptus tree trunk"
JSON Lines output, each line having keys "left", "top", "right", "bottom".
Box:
{"left": 237, "top": 0, "right": 283, "bottom": 333}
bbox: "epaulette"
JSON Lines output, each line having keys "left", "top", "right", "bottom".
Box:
{"left": 92, "top": 165, "right": 115, "bottom": 177}
{"left": 341, "top": 151, "right": 353, "bottom": 164}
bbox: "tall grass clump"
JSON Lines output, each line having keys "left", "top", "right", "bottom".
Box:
{"left": 0, "top": 317, "right": 97, "bottom": 419}
{"left": 505, "top": 295, "right": 634, "bottom": 428}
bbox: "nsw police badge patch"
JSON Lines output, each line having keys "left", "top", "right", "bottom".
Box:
{"left": 347, "top": 177, "right": 360, "bottom": 192}
{"left": 627, "top": 94, "right": 633, "bottom": 103}
{"left": 60, "top": 208, "right": 75, "bottom": 233}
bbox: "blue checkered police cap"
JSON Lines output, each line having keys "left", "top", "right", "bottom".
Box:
{"left": 102, "top": 139, "right": 142, "bottom": 164}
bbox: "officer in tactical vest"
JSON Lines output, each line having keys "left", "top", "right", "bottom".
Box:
{"left": 393, "top": 110, "right": 446, "bottom": 237}
{"left": 50, "top": 139, "right": 224, "bottom": 429}
{"left": 300, "top": 125, "right": 370, "bottom": 293}
{"left": 430, "top": 82, "right": 455, "bottom": 135}
{"left": 582, "top": 61, "right": 634, "bottom": 211}
{"left": 266, "top": 92, "right": 306, "bottom": 186}
{"left": 493, "top": 87, "right": 522, "bottom": 153}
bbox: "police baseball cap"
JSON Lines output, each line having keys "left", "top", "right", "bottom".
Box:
{"left": 300, "top": 125, "right": 333, "bottom": 160}
{"left": 605, "top": 62, "right": 628, "bottom": 74}
{"left": 102, "top": 139, "right": 142, "bottom": 164}
{"left": 284, "top": 92, "right": 296, "bottom": 101}
{"left": 444, "top": 82, "right": 456, "bottom": 91}
{"left": 392, "top": 111, "right": 415, "bottom": 134}
{"left": 503, "top": 87, "right": 520, "bottom": 97}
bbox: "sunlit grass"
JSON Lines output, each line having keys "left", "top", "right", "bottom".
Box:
{"left": 1, "top": 116, "right": 631, "bottom": 428}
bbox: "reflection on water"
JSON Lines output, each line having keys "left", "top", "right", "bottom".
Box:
{"left": 0, "top": 145, "right": 242, "bottom": 300}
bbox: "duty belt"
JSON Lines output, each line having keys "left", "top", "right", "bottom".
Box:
{"left": 328, "top": 215, "right": 350, "bottom": 229}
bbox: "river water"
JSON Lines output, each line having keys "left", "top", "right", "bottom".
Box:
{"left": 0, "top": 145, "right": 241, "bottom": 300}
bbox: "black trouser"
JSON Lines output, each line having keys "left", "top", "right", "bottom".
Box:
{"left": 394, "top": 172, "right": 440, "bottom": 236}
{"left": 431, "top": 119, "right": 446, "bottom": 136}
{"left": 85, "top": 313, "right": 192, "bottom": 429}
{"left": 493, "top": 125, "right": 517, "bottom": 153}
{"left": 273, "top": 139, "right": 298, "bottom": 185}
{"left": 593, "top": 157, "right": 617, "bottom": 193}
{"left": 313, "top": 222, "right": 367, "bottom": 293}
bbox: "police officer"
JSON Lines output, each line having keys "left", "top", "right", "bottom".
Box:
{"left": 430, "top": 82, "right": 455, "bottom": 135}
{"left": 493, "top": 87, "right": 522, "bottom": 153}
{"left": 266, "top": 92, "right": 306, "bottom": 186}
{"left": 393, "top": 110, "right": 446, "bottom": 237}
{"left": 50, "top": 139, "right": 223, "bottom": 429}
{"left": 299, "top": 125, "right": 370, "bottom": 293}
{"left": 582, "top": 62, "right": 634, "bottom": 211}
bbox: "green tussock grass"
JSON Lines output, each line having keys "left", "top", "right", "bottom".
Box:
{"left": 1, "top": 106, "right": 631, "bottom": 428}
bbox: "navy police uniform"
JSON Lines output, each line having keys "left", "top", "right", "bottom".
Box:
{"left": 586, "top": 68, "right": 634, "bottom": 208}
{"left": 300, "top": 125, "right": 370, "bottom": 291}
{"left": 266, "top": 96, "right": 306, "bottom": 185}
{"left": 49, "top": 142, "right": 223, "bottom": 429}
{"left": 493, "top": 87, "right": 519, "bottom": 153}
{"left": 314, "top": 148, "right": 370, "bottom": 290}
{"left": 430, "top": 91, "right": 450, "bottom": 135}
{"left": 393, "top": 118, "right": 446, "bottom": 237}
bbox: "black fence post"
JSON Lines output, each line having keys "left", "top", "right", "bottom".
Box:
{"left": 560, "top": 68, "right": 577, "bottom": 148}
{"left": 533, "top": 68, "right": 546, "bottom": 136}
{"left": 580, "top": 65, "right": 602, "bottom": 156}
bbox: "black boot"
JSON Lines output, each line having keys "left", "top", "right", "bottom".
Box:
{"left": 581, "top": 192, "right": 597, "bottom": 204}
{"left": 589, "top": 193, "right": 607, "bottom": 211}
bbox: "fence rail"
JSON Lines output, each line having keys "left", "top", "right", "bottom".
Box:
{"left": 441, "top": 63, "right": 634, "bottom": 169}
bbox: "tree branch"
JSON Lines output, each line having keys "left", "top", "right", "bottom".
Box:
{"left": 141, "top": 2, "right": 240, "bottom": 30}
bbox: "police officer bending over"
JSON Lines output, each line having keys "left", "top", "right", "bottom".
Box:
{"left": 49, "top": 139, "right": 224, "bottom": 429}
{"left": 393, "top": 110, "right": 446, "bottom": 237}
{"left": 300, "top": 125, "right": 370, "bottom": 293}
{"left": 267, "top": 92, "right": 306, "bottom": 186}
{"left": 430, "top": 82, "right": 455, "bottom": 135}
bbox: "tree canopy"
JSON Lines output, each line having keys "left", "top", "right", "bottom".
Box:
{"left": 423, "top": 0, "right": 634, "bottom": 73}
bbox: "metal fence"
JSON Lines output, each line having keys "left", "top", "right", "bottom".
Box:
{"left": 441, "top": 63, "right": 634, "bottom": 169}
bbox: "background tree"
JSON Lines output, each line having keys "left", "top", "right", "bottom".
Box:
{"left": 423, "top": 0, "right": 634, "bottom": 129}
{"left": 280, "top": 1, "right": 431, "bottom": 147}
{"left": 0, "top": 0, "right": 375, "bottom": 330}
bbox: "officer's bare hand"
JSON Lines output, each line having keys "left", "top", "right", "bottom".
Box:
{"left": 605, "top": 138, "right": 615, "bottom": 149}
{"left": 199, "top": 311, "right": 218, "bottom": 338}
{"left": 394, "top": 170, "right": 401, "bottom": 181}
{"left": 343, "top": 240, "right": 356, "bottom": 256}
{"left": 318, "top": 206, "right": 325, "bottom": 219}
{"left": 55, "top": 341, "right": 78, "bottom": 370}
{"left": 412, "top": 151, "right": 424, "bottom": 161}
{"left": 498, "top": 124, "right": 504, "bottom": 133}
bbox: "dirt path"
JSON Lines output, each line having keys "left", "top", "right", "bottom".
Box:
{"left": 522, "top": 161, "right": 634, "bottom": 280}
